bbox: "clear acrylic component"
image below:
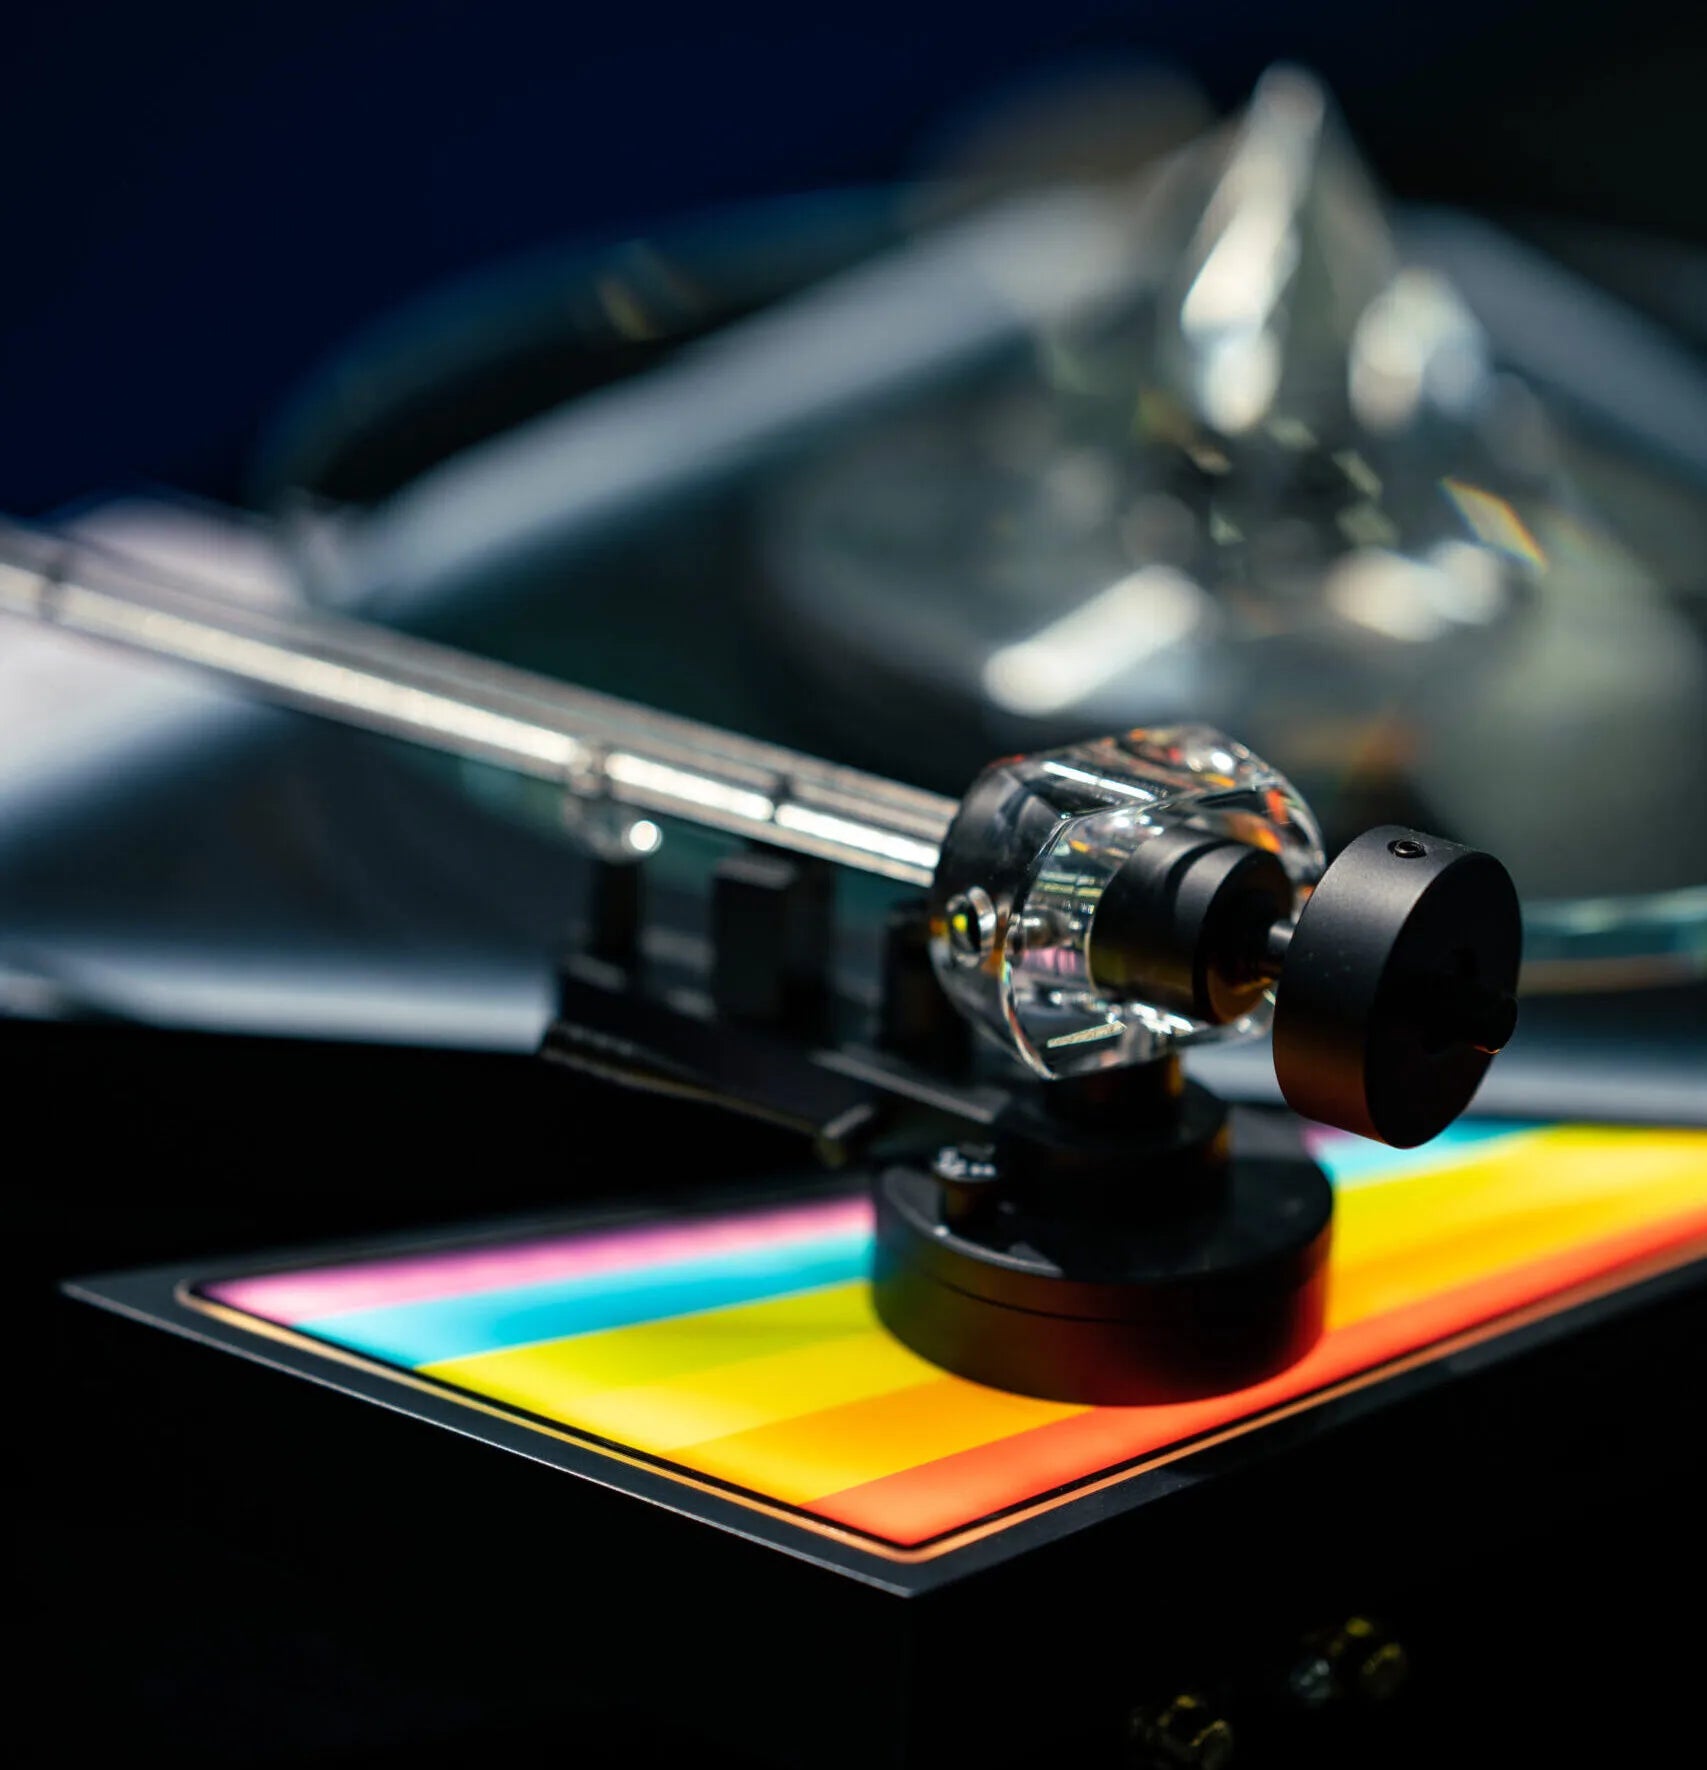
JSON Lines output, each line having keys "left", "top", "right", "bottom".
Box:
{"left": 928, "top": 725, "right": 1324, "bottom": 1078}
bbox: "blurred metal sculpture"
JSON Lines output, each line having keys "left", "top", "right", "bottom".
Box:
{"left": 748, "top": 70, "right": 1707, "bottom": 980}
{"left": 0, "top": 65, "right": 1700, "bottom": 1047}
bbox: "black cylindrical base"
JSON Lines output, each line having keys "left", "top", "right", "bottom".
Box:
{"left": 872, "top": 1112, "right": 1333, "bottom": 1405}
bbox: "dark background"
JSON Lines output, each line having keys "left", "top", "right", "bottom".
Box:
{"left": 6, "top": 0, "right": 1704, "bottom": 515}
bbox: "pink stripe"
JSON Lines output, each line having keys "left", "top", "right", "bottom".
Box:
{"left": 205, "top": 1195, "right": 875, "bottom": 1324}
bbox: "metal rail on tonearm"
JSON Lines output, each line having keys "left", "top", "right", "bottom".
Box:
{"left": 0, "top": 518, "right": 1520, "bottom": 1401}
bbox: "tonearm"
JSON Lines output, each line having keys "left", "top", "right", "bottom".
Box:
{"left": 0, "top": 518, "right": 1520, "bottom": 1401}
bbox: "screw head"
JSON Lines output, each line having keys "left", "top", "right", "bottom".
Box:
{"left": 943, "top": 886, "right": 998, "bottom": 963}
{"left": 1286, "top": 1655, "right": 1336, "bottom": 1709}
{"left": 1387, "top": 837, "right": 1427, "bottom": 859}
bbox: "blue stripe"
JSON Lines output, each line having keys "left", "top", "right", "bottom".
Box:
{"left": 302, "top": 1232, "right": 872, "bottom": 1367}
{"left": 303, "top": 1123, "right": 1549, "bottom": 1366}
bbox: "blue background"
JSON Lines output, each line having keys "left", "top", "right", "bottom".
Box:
{"left": 5, "top": 0, "right": 1702, "bottom": 512}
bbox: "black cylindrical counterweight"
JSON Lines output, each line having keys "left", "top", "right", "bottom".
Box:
{"left": 1272, "top": 826, "right": 1521, "bottom": 1147}
{"left": 1088, "top": 828, "right": 1293, "bottom": 1025}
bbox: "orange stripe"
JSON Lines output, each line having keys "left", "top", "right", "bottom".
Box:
{"left": 1328, "top": 1188, "right": 1707, "bottom": 1328}
{"left": 809, "top": 1208, "right": 1707, "bottom": 1544}
{"left": 671, "top": 1374, "right": 1081, "bottom": 1506}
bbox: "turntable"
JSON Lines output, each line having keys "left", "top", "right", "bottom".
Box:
{"left": 10, "top": 510, "right": 1705, "bottom": 1764}
{"left": 12, "top": 67, "right": 1707, "bottom": 1770}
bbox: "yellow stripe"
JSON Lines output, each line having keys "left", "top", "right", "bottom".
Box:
{"left": 1334, "top": 1128, "right": 1701, "bottom": 1258}
{"left": 552, "top": 1328, "right": 941, "bottom": 1452}
{"left": 1331, "top": 1196, "right": 1706, "bottom": 1326}
{"left": 424, "top": 1127, "right": 1707, "bottom": 1504}
{"left": 673, "top": 1377, "right": 1083, "bottom": 1506}
{"left": 426, "top": 1282, "right": 945, "bottom": 1452}
{"left": 425, "top": 1281, "right": 869, "bottom": 1395}
{"left": 1329, "top": 1127, "right": 1706, "bottom": 1324}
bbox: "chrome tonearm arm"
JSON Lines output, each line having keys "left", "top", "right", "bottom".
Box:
{"left": 0, "top": 514, "right": 1517, "bottom": 1128}
{"left": 0, "top": 519, "right": 954, "bottom": 887}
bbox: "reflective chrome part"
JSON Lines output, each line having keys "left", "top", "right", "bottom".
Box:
{"left": 0, "top": 520, "right": 955, "bottom": 886}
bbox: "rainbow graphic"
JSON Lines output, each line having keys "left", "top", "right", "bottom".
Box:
{"left": 203, "top": 1123, "right": 1707, "bottom": 1549}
